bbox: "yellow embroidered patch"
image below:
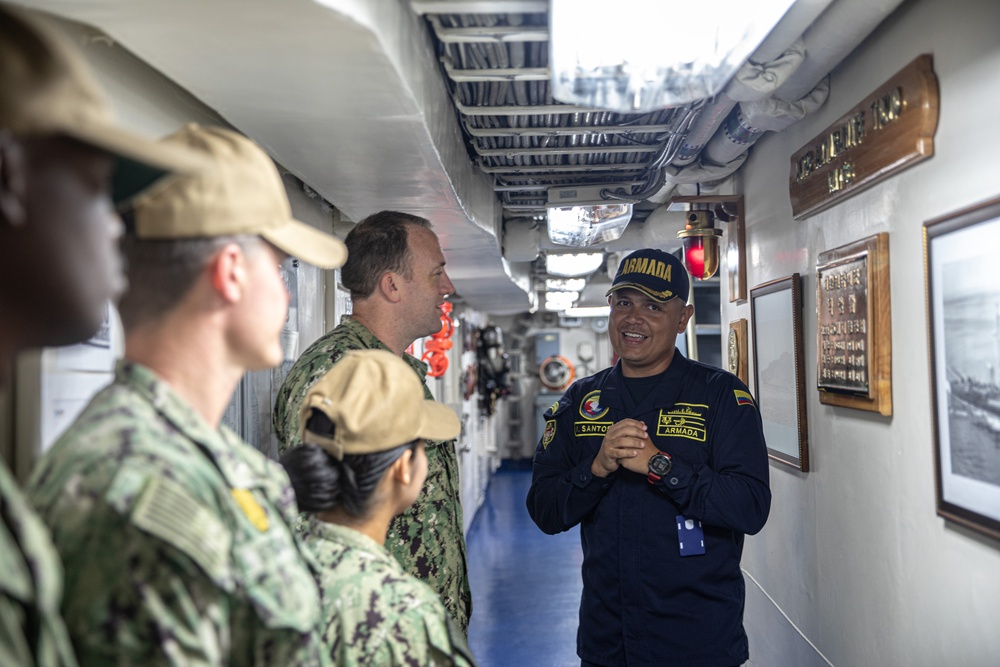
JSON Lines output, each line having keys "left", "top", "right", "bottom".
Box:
{"left": 231, "top": 488, "right": 269, "bottom": 532}
{"left": 656, "top": 403, "right": 708, "bottom": 441}
{"left": 574, "top": 421, "right": 611, "bottom": 437}
{"left": 734, "top": 389, "right": 755, "bottom": 407}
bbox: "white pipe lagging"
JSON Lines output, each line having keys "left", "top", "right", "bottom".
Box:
{"left": 652, "top": 0, "right": 906, "bottom": 202}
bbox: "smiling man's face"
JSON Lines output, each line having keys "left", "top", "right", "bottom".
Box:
{"left": 608, "top": 287, "right": 693, "bottom": 377}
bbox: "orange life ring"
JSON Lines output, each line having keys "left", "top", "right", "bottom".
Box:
{"left": 539, "top": 355, "right": 575, "bottom": 391}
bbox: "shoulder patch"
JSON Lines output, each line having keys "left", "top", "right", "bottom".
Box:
{"left": 578, "top": 390, "right": 609, "bottom": 420}
{"left": 541, "top": 420, "right": 557, "bottom": 448}
{"left": 131, "top": 476, "right": 232, "bottom": 581}
{"left": 544, "top": 396, "right": 571, "bottom": 418}
{"left": 734, "top": 389, "right": 755, "bottom": 407}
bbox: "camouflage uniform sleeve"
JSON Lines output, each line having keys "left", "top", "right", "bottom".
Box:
{"left": 0, "top": 465, "right": 78, "bottom": 667}
{"left": 54, "top": 470, "right": 320, "bottom": 667}
{"left": 274, "top": 342, "right": 350, "bottom": 455}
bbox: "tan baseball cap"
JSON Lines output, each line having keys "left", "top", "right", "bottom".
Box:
{"left": 0, "top": 4, "right": 207, "bottom": 204}
{"left": 130, "top": 124, "right": 347, "bottom": 269}
{"left": 300, "top": 350, "right": 460, "bottom": 460}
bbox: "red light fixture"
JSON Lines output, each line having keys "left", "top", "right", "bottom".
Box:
{"left": 677, "top": 209, "right": 722, "bottom": 280}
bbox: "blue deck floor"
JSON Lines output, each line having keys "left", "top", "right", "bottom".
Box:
{"left": 466, "top": 463, "right": 583, "bottom": 667}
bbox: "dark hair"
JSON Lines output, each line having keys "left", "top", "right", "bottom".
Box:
{"left": 117, "top": 210, "right": 264, "bottom": 330}
{"left": 341, "top": 211, "right": 431, "bottom": 299}
{"left": 280, "top": 439, "right": 418, "bottom": 517}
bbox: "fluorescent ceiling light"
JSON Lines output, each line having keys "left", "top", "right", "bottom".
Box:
{"left": 546, "top": 252, "right": 605, "bottom": 277}
{"left": 544, "top": 290, "right": 579, "bottom": 312}
{"left": 563, "top": 306, "right": 612, "bottom": 318}
{"left": 550, "top": 0, "right": 798, "bottom": 112}
{"left": 547, "top": 203, "right": 633, "bottom": 247}
{"left": 546, "top": 278, "right": 587, "bottom": 291}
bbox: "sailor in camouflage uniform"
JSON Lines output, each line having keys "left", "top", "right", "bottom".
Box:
{"left": 281, "top": 349, "right": 476, "bottom": 666}
{"left": 273, "top": 211, "right": 472, "bottom": 633}
{"left": 28, "top": 125, "right": 348, "bottom": 666}
{"left": 0, "top": 6, "right": 204, "bottom": 666}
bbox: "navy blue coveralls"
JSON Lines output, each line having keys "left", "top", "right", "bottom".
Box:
{"left": 526, "top": 352, "right": 771, "bottom": 667}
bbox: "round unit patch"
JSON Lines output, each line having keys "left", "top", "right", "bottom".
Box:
{"left": 579, "top": 390, "right": 609, "bottom": 420}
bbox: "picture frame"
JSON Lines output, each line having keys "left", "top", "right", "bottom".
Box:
{"left": 751, "top": 274, "right": 809, "bottom": 472}
{"left": 924, "top": 195, "right": 1000, "bottom": 540}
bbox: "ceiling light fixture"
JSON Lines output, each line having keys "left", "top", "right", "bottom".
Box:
{"left": 545, "top": 290, "right": 580, "bottom": 312}
{"left": 546, "top": 185, "right": 634, "bottom": 247}
{"left": 546, "top": 278, "right": 587, "bottom": 292}
{"left": 563, "top": 306, "right": 612, "bottom": 318}
{"left": 549, "top": 0, "right": 799, "bottom": 112}
{"left": 546, "top": 252, "right": 605, "bottom": 277}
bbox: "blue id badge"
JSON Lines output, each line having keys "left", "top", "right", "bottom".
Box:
{"left": 676, "top": 515, "right": 705, "bottom": 557}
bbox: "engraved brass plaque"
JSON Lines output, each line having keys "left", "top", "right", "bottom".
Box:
{"left": 818, "top": 254, "right": 871, "bottom": 395}
{"left": 790, "top": 55, "right": 938, "bottom": 219}
{"left": 816, "top": 233, "right": 892, "bottom": 415}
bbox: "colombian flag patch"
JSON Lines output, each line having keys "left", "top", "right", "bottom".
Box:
{"left": 734, "top": 389, "right": 755, "bottom": 407}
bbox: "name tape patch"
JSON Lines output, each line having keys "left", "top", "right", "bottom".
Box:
{"left": 574, "top": 421, "right": 611, "bottom": 437}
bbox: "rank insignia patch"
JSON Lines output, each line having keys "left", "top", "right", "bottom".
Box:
{"left": 579, "top": 390, "right": 609, "bottom": 420}
{"left": 656, "top": 403, "right": 708, "bottom": 442}
{"left": 231, "top": 488, "right": 269, "bottom": 532}
{"left": 734, "top": 389, "right": 755, "bottom": 407}
{"left": 542, "top": 420, "right": 557, "bottom": 448}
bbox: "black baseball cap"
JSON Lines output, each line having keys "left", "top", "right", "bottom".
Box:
{"left": 605, "top": 248, "right": 689, "bottom": 303}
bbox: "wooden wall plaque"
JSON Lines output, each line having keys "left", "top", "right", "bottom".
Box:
{"left": 728, "top": 318, "right": 748, "bottom": 386}
{"left": 816, "top": 232, "right": 892, "bottom": 415}
{"left": 790, "top": 55, "right": 939, "bottom": 219}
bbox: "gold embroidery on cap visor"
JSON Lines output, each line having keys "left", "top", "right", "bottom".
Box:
{"left": 607, "top": 282, "right": 677, "bottom": 302}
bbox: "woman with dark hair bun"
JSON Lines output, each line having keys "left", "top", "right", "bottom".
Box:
{"left": 280, "top": 349, "right": 475, "bottom": 666}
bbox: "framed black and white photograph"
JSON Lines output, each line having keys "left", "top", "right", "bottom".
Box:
{"left": 924, "top": 195, "right": 1000, "bottom": 540}
{"left": 751, "top": 274, "right": 809, "bottom": 472}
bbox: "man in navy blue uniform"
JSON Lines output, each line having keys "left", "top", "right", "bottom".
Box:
{"left": 527, "top": 248, "right": 771, "bottom": 667}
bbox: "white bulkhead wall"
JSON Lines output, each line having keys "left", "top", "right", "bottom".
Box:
{"left": 729, "top": 0, "right": 1000, "bottom": 664}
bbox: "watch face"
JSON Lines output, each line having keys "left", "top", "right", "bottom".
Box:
{"left": 649, "top": 453, "right": 672, "bottom": 475}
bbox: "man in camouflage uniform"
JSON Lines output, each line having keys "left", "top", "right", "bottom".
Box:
{"left": 0, "top": 6, "right": 204, "bottom": 666}
{"left": 273, "top": 211, "right": 472, "bottom": 634}
{"left": 286, "top": 350, "right": 476, "bottom": 665}
{"left": 28, "top": 125, "right": 347, "bottom": 665}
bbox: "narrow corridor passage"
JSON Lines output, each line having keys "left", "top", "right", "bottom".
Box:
{"left": 467, "top": 463, "right": 583, "bottom": 667}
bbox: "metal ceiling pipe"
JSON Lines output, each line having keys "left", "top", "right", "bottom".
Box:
{"left": 774, "top": 0, "right": 908, "bottom": 101}
{"left": 703, "top": 77, "right": 829, "bottom": 166}
{"left": 749, "top": 0, "right": 837, "bottom": 63}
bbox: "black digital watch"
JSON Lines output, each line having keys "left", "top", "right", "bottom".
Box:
{"left": 647, "top": 451, "right": 672, "bottom": 484}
